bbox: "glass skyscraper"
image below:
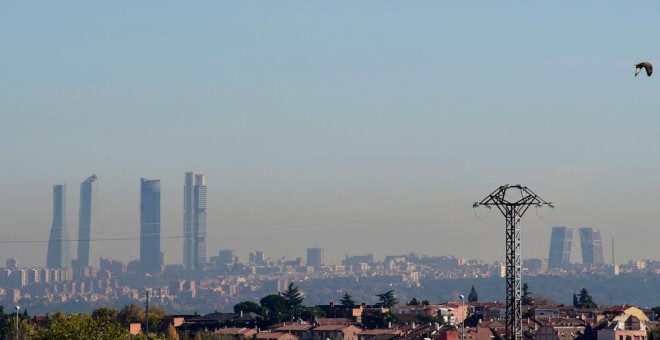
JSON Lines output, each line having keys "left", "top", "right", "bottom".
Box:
{"left": 140, "top": 178, "right": 161, "bottom": 273}
{"left": 77, "top": 174, "right": 99, "bottom": 269}
{"left": 579, "top": 227, "right": 604, "bottom": 265}
{"left": 47, "top": 184, "right": 72, "bottom": 268}
{"left": 183, "top": 172, "right": 207, "bottom": 271}
{"left": 547, "top": 226, "right": 572, "bottom": 269}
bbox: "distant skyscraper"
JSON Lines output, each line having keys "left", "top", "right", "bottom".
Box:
{"left": 306, "top": 247, "right": 325, "bottom": 267}
{"left": 77, "top": 174, "right": 99, "bottom": 269}
{"left": 548, "top": 226, "right": 572, "bottom": 269}
{"left": 140, "top": 178, "right": 161, "bottom": 273}
{"left": 183, "top": 172, "right": 207, "bottom": 271}
{"left": 579, "top": 227, "right": 604, "bottom": 265}
{"left": 47, "top": 184, "right": 72, "bottom": 268}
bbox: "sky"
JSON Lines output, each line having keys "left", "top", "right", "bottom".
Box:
{"left": 2, "top": 1, "right": 660, "bottom": 268}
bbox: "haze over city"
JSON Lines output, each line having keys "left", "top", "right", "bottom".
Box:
{"left": 2, "top": 1, "right": 660, "bottom": 268}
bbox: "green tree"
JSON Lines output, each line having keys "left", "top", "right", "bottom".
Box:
{"left": 376, "top": 290, "right": 398, "bottom": 308}
{"left": 260, "top": 294, "right": 288, "bottom": 323}
{"left": 281, "top": 283, "right": 304, "bottom": 319}
{"left": 32, "top": 312, "right": 126, "bottom": 340}
{"left": 234, "top": 301, "right": 263, "bottom": 315}
{"left": 92, "top": 307, "right": 120, "bottom": 322}
{"left": 421, "top": 300, "right": 430, "bottom": 306}
{"left": 340, "top": 292, "right": 357, "bottom": 308}
{"left": 522, "top": 283, "right": 533, "bottom": 306}
{"left": 300, "top": 307, "right": 325, "bottom": 322}
{"left": 577, "top": 288, "right": 597, "bottom": 308}
{"left": 572, "top": 294, "right": 579, "bottom": 308}
{"left": 408, "top": 298, "right": 421, "bottom": 306}
{"left": 118, "top": 304, "right": 145, "bottom": 325}
{"left": 362, "top": 311, "right": 399, "bottom": 329}
{"left": 468, "top": 286, "right": 478, "bottom": 302}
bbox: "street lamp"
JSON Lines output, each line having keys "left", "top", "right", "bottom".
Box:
{"left": 458, "top": 295, "right": 465, "bottom": 340}
{"left": 15, "top": 305, "right": 19, "bottom": 340}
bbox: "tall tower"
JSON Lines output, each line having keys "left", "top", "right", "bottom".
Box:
{"left": 579, "top": 227, "right": 604, "bottom": 265}
{"left": 77, "top": 174, "right": 99, "bottom": 269}
{"left": 47, "top": 184, "right": 72, "bottom": 268}
{"left": 306, "top": 247, "right": 325, "bottom": 267}
{"left": 140, "top": 178, "right": 161, "bottom": 273}
{"left": 183, "top": 172, "right": 207, "bottom": 271}
{"left": 548, "top": 226, "right": 573, "bottom": 269}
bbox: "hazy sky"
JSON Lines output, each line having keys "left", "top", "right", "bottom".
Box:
{"left": 2, "top": 2, "right": 660, "bottom": 268}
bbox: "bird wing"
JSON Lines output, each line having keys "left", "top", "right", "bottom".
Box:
{"left": 645, "top": 63, "right": 653, "bottom": 76}
{"left": 635, "top": 66, "right": 642, "bottom": 76}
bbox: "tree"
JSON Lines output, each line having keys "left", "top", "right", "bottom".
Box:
{"left": 572, "top": 294, "right": 579, "bottom": 308}
{"left": 92, "top": 307, "right": 119, "bottom": 322}
{"left": 281, "top": 283, "right": 304, "bottom": 319}
{"left": 376, "top": 290, "right": 398, "bottom": 308}
{"left": 522, "top": 283, "right": 533, "bottom": 306}
{"left": 117, "top": 304, "right": 145, "bottom": 324}
{"left": 260, "top": 294, "right": 288, "bottom": 323}
{"left": 362, "top": 311, "right": 399, "bottom": 329}
{"left": 577, "top": 288, "right": 597, "bottom": 308}
{"left": 340, "top": 292, "right": 357, "bottom": 308}
{"left": 468, "top": 286, "right": 478, "bottom": 302}
{"left": 32, "top": 312, "right": 126, "bottom": 340}
{"left": 408, "top": 298, "right": 421, "bottom": 306}
{"left": 234, "top": 301, "right": 264, "bottom": 315}
{"left": 165, "top": 323, "right": 180, "bottom": 340}
{"left": 421, "top": 300, "right": 430, "bottom": 306}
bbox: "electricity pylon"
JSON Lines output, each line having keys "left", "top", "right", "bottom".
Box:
{"left": 474, "top": 185, "right": 552, "bottom": 340}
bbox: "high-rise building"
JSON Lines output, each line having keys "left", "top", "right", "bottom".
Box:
{"left": 47, "top": 184, "right": 72, "bottom": 268}
{"left": 579, "top": 227, "right": 604, "bottom": 265}
{"left": 183, "top": 172, "right": 207, "bottom": 271}
{"left": 306, "top": 247, "right": 325, "bottom": 267}
{"left": 548, "top": 226, "right": 572, "bottom": 269}
{"left": 140, "top": 178, "right": 161, "bottom": 273}
{"left": 77, "top": 174, "right": 99, "bottom": 269}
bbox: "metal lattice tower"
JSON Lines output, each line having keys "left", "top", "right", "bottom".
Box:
{"left": 474, "top": 185, "right": 552, "bottom": 340}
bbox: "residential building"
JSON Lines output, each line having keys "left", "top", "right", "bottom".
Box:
{"left": 47, "top": 184, "right": 72, "bottom": 268}
{"left": 183, "top": 171, "right": 207, "bottom": 271}
{"left": 140, "top": 178, "right": 161, "bottom": 273}
{"left": 77, "top": 174, "right": 99, "bottom": 269}
{"left": 548, "top": 226, "right": 573, "bottom": 269}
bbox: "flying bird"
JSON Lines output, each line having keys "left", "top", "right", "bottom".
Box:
{"left": 635, "top": 62, "right": 653, "bottom": 77}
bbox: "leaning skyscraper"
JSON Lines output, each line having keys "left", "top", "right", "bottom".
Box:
{"left": 183, "top": 172, "right": 207, "bottom": 271}
{"left": 579, "top": 227, "right": 604, "bottom": 265}
{"left": 140, "top": 178, "right": 161, "bottom": 273}
{"left": 548, "top": 226, "right": 572, "bottom": 269}
{"left": 77, "top": 175, "right": 99, "bottom": 269}
{"left": 47, "top": 184, "right": 72, "bottom": 268}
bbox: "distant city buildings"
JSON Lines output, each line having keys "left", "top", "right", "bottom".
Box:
{"left": 183, "top": 172, "right": 207, "bottom": 271}
{"left": 76, "top": 174, "right": 99, "bottom": 270}
{"left": 307, "top": 247, "right": 325, "bottom": 267}
{"left": 548, "top": 226, "right": 573, "bottom": 269}
{"left": 140, "top": 178, "right": 162, "bottom": 273}
{"left": 46, "top": 184, "right": 71, "bottom": 269}
{"left": 579, "top": 227, "right": 604, "bottom": 265}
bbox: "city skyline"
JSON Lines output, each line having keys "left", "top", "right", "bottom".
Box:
{"left": 3, "top": 2, "right": 660, "bottom": 268}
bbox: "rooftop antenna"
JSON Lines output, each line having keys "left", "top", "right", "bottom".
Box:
{"left": 474, "top": 185, "right": 552, "bottom": 340}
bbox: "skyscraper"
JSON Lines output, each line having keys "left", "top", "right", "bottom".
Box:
{"left": 547, "top": 226, "right": 572, "bottom": 269}
{"left": 306, "top": 247, "right": 325, "bottom": 267}
{"left": 140, "top": 178, "right": 161, "bottom": 273}
{"left": 77, "top": 174, "right": 99, "bottom": 269}
{"left": 579, "top": 227, "right": 604, "bottom": 265}
{"left": 183, "top": 172, "right": 207, "bottom": 271}
{"left": 47, "top": 184, "right": 72, "bottom": 268}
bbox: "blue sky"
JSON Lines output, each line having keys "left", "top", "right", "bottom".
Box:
{"left": 2, "top": 1, "right": 660, "bottom": 267}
